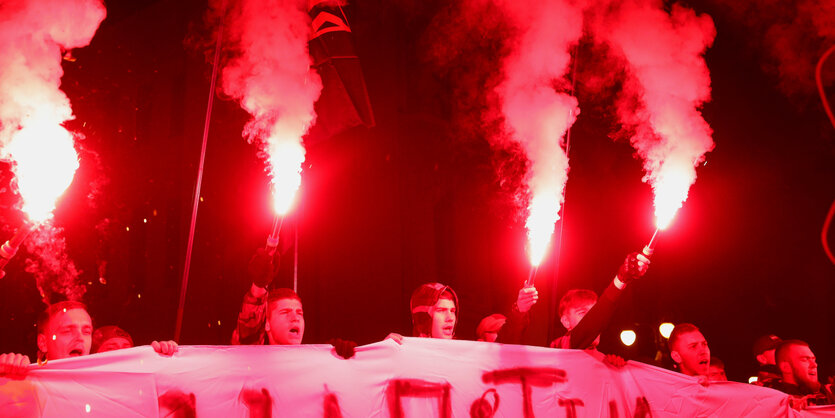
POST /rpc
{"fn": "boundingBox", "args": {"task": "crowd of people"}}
[1,248,832,411]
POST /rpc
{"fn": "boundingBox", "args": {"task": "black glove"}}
[616,252,650,285]
[328,338,357,359]
[248,248,277,289]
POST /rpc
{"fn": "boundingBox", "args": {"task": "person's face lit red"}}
[430,298,456,339]
[761,348,776,365]
[784,345,820,392]
[96,337,133,353]
[38,308,93,360]
[560,301,600,346]
[672,331,710,376]
[267,298,304,345]
[708,365,727,382]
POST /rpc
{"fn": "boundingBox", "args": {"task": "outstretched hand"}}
[617,252,651,285]
[151,340,178,356]
[248,248,278,289]
[385,333,404,345]
[516,287,539,313]
[603,354,626,368]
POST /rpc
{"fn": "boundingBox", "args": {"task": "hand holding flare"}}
[0,224,34,279]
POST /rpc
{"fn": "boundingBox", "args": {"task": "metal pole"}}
[174,9,225,343]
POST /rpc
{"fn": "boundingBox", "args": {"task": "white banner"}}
[1,338,833,417]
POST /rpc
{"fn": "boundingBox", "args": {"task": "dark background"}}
[1,0,833,384]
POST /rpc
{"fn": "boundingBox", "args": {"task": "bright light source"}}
[620,330,637,346]
[659,322,675,339]
[748,376,758,384]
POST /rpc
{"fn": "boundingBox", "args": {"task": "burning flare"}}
[213,0,322,216]
[0,0,105,298]
[0,0,104,223]
[4,120,80,223]
[429,0,716,264]
[590,1,716,230]
[493,0,583,267]
[267,136,306,215]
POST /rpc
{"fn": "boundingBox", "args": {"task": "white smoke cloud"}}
[0,0,105,147]
[590,0,716,228]
[0,0,105,302]
[427,0,716,255]
[211,0,322,214]
[492,0,583,265]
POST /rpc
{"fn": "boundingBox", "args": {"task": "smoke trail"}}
[492,0,584,265]
[590,0,716,229]
[0,0,105,222]
[708,0,835,97]
[24,222,84,304]
[211,0,322,214]
[0,0,105,302]
[423,0,585,265]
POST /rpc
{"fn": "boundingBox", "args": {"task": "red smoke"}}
[590,0,716,229]
[708,0,835,96]
[24,222,84,304]
[212,0,322,215]
[428,0,715,259]
[492,0,583,266]
[0,0,105,302]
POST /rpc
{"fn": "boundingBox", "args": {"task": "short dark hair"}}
[710,356,725,370]
[37,301,89,334]
[558,289,597,317]
[775,340,810,365]
[668,323,700,352]
[267,288,301,305]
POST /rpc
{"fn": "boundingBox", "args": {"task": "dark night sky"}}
[1,0,833,384]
